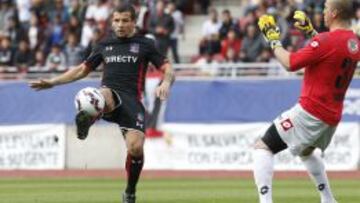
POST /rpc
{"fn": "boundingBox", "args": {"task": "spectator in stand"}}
[30,0,49,30]
[29,50,46,72]
[67,15,82,41]
[221,28,241,62]
[14,40,33,73]
[239,8,258,38]
[167,1,184,63]
[0,0,16,31]
[219,9,241,40]
[199,33,221,57]
[199,7,221,58]
[132,0,150,34]
[46,43,66,72]
[81,18,97,48]
[284,29,305,52]
[5,16,27,48]
[148,0,175,56]
[239,24,265,62]
[312,7,327,33]
[198,0,210,14]
[68,0,86,22]
[64,33,83,67]
[303,0,325,13]
[15,0,32,30]
[256,47,274,63]
[47,14,66,48]
[49,0,70,24]
[202,7,221,39]
[27,13,44,51]
[85,0,111,24]
[0,36,14,67]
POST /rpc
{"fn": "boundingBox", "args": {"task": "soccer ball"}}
[74,87,105,117]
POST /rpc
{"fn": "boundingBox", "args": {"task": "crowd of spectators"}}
[0,0,188,78]
[0,0,359,78]
[195,0,360,66]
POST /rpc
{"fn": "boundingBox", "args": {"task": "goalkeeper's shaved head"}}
[328,0,354,21]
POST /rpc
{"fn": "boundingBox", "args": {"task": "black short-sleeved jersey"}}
[84,34,167,100]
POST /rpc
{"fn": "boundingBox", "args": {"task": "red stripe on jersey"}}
[137,63,145,101]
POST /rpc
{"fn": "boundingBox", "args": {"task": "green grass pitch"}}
[0,178,359,203]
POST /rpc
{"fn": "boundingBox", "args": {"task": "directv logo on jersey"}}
[105,55,138,63]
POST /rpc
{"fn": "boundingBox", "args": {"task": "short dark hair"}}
[113,4,136,21]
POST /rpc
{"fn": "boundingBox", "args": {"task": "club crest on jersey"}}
[347,39,359,54]
[310,41,319,48]
[280,118,293,131]
[130,43,139,53]
[105,46,113,51]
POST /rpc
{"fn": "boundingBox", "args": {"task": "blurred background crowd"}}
[0,0,359,78]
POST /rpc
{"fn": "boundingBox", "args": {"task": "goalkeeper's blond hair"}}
[329,0,354,21]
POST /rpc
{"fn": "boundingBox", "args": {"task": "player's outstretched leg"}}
[300,149,337,203]
[123,129,145,203]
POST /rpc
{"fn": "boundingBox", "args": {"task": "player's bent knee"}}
[125,129,145,157]
[127,142,144,157]
[99,88,116,113]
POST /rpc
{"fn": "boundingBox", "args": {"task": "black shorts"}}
[102,90,146,132]
[261,124,288,154]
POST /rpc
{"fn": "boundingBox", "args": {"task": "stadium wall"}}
[0,79,359,170]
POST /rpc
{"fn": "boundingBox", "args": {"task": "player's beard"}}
[113,28,125,37]
[113,27,135,38]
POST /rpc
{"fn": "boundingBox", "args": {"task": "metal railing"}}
[0,62,359,80]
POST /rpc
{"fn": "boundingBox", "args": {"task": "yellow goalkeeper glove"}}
[293,10,318,37]
[258,15,282,49]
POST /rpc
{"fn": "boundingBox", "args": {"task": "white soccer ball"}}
[74,87,105,117]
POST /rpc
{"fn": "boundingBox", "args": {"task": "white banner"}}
[144,123,360,170]
[0,124,66,169]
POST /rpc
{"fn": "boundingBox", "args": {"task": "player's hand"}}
[258,15,282,49]
[156,81,171,100]
[29,79,54,91]
[293,10,317,37]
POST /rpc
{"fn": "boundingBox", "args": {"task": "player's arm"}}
[293,11,318,38]
[29,63,91,91]
[258,15,291,70]
[156,62,175,100]
[273,47,291,70]
[146,38,175,100]
[30,44,103,91]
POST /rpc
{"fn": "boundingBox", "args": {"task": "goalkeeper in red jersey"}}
[253,0,360,203]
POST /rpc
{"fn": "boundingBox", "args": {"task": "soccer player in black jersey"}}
[29,4,174,203]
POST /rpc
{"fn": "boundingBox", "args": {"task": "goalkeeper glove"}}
[258,15,282,50]
[293,10,318,37]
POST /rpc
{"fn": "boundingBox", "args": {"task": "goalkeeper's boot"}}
[122,192,136,203]
[75,111,95,140]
